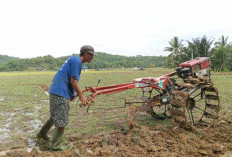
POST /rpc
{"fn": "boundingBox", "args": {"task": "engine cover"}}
[177,57,210,78]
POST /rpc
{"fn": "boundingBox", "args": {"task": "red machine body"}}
[83,57,210,100]
[133,76,169,90]
[179,57,210,70]
[83,77,169,98]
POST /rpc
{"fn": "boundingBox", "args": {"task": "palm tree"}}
[187,35,214,57]
[211,36,232,71]
[188,38,201,57]
[200,35,214,56]
[214,35,231,48]
[186,41,198,59]
[164,37,184,60]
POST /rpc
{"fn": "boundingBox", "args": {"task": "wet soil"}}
[39,84,49,92]
[1,118,232,157]
[1,83,231,156]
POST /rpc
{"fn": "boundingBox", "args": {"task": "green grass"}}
[0,71,56,76]
[0,68,144,76]
[0,69,231,144]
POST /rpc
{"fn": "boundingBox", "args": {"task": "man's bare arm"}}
[70,76,87,105]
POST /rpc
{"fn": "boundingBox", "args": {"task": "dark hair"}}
[80,45,94,56]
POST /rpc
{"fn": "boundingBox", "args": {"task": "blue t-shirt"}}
[49,56,82,99]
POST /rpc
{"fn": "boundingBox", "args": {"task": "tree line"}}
[0,53,166,71]
[164,35,232,71]
[0,55,19,65]
[0,35,231,72]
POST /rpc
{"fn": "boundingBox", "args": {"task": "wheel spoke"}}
[193,106,205,112]
[192,92,202,99]
[187,108,194,125]
[194,98,205,102]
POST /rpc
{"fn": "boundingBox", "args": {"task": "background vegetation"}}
[0,35,231,72]
[0,53,166,72]
[164,35,232,71]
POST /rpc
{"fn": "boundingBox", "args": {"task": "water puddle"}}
[0,113,14,143]
[0,123,11,143]
[35,106,41,110]
[0,130,10,142]
[0,112,15,116]
[27,106,42,132]
[0,105,43,153]
[41,100,49,103]
[25,113,33,116]
[27,137,36,153]
[26,105,43,152]
[28,119,42,131]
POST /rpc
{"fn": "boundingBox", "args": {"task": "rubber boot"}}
[51,128,73,151]
[37,118,54,140]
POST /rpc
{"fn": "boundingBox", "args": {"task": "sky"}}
[0,0,231,58]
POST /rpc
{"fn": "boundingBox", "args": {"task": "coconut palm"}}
[164,37,184,61]
[211,36,232,71]
[187,35,214,57]
[186,41,198,59]
[214,35,231,48]
[200,35,214,56]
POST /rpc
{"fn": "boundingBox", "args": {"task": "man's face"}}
[84,53,94,63]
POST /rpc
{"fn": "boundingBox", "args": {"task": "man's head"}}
[80,45,95,63]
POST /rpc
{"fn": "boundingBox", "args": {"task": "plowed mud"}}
[39,84,49,92]
[1,118,232,157]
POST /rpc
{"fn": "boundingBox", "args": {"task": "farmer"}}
[37,45,95,151]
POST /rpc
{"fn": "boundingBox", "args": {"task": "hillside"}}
[0,53,167,72]
[0,55,20,65]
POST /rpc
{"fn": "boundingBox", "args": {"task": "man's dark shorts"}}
[49,93,70,127]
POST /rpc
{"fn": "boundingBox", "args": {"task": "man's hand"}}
[80,95,88,106]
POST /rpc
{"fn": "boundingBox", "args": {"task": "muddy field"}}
[1,118,232,157]
[0,70,232,157]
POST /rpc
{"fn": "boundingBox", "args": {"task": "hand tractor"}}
[81,57,220,130]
